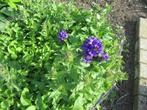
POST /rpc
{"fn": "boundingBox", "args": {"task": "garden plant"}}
[0,0,20,9]
[0,0,126,109]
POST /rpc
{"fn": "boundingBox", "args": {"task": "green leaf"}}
[73,95,84,110]
[7,47,17,59]
[26,105,36,110]
[8,1,17,9]
[35,95,47,110]
[20,88,31,106]
[80,62,90,68]
[0,15,9,31]
[16,47,22,52]
[11,0,21,2]
[0,101,9,110]
[0,21,9,31]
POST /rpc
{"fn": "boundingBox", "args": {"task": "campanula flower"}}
[82,36,104,63]
[58,30,68,41]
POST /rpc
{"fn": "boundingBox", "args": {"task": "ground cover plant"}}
[0,0,126,109]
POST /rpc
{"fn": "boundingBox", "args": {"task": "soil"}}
[109,0,147,110]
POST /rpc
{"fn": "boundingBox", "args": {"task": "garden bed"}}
[0,0,147,110]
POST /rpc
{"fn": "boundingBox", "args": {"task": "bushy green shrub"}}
[0,0,126,109]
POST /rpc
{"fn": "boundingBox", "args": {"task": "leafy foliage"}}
[0,0,126,109]
[0,0,21,9]
[0,0,20,32]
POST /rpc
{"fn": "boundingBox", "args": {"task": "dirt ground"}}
[109,0,147,110]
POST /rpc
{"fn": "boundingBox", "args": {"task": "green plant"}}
[0,0,21,32]
[0,0,126,109]
[0,0,21,9]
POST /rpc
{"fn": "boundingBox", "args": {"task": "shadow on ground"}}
[109,0,147,110]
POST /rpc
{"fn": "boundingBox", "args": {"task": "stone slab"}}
[140,64,147,79]
[135,39,139,65]
[135,63,147,79]
[135,39,147,64]
[140,49,147,64]
[139,18,147,39]
[133,95,147,110]
[140,38,147,50]
[134,78,147,96]
[134,18,147,110]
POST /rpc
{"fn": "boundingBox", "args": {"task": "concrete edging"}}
[133,18,147,110]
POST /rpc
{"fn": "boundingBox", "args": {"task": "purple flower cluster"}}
[82,37,109,63]
[57,30,109,63]
[58,30,68,41]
